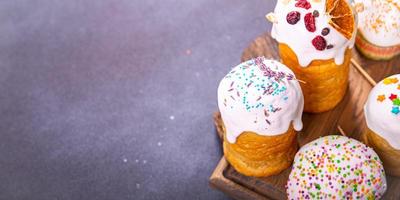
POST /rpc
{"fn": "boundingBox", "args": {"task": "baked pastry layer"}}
[279,43,351,113]
[223,124,298,177]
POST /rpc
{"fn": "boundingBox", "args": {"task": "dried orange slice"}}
[326,0,355,40]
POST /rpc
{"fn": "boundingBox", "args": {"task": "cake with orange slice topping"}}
[354,0,400,60]
[267,0,357,113]
[363,74,400,176]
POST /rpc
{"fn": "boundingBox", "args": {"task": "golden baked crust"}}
[362,127,400,177]
[279,43,351,113]
[223,123,298,177]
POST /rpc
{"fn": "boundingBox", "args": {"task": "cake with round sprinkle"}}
[218,57,304,177]
[287,135,387,199]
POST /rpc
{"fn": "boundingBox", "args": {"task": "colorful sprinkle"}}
[392,107,400,115]
[389,94,398,101]
[221,57,300,128]
[383,77,398,85]
[393,98,400,106]
[377,95,386,102]
[374,76,400,117]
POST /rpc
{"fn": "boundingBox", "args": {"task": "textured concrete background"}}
[0,0,275,199]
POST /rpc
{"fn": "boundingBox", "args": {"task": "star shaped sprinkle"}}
[383,78,398,85]
[383,78,392,85]
[377,95,386,102]
[392,106,400,115]
[393,98,400,106]
[389,94,398,101]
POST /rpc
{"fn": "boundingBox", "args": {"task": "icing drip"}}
[364,74,400,149]
[217,57,304,143]
[287,135,387,199]
[355,0,400,47]
[271,0,357,67]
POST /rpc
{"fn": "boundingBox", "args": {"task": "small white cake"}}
[287,135,387,199]
[217,57,304,143]
[364,74,400,149]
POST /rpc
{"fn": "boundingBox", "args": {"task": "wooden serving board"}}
[209,33,400,200]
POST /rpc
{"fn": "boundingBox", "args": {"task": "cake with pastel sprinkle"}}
[218,57,304,177]
[363,74,400,176]
[287,135,387,199]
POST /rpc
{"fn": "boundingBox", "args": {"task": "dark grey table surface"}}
[0,1,275,199]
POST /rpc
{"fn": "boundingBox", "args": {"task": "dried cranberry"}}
[321,28,330,36]
[312,36,327,51]
[295,0,311,10]
[304,13,316,32]
[286,11,301,25]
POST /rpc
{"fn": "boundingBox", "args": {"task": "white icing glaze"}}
[355,0,400,47]
[364,74,400,149]
[287,135,387,199]
[271,0,357,67]
[217,57,304,143]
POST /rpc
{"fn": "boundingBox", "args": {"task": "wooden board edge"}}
[209,157,270,200]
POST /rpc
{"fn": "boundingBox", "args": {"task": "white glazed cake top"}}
[287,135,387,199]
[355,0,400,47]
[271,0,356,67]
[364,74,400,149]
[217,57,304,143]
